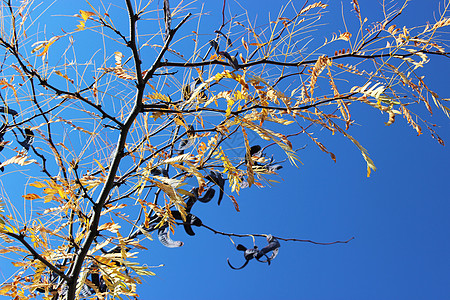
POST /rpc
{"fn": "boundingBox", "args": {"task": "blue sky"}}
[0,0,449,299]
[138,1,450,299]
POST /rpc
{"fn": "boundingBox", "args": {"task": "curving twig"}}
[200,223,355,246]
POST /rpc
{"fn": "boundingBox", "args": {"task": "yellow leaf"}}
[155,153,194,167]
[242,37,249,51]
[55,70,74,84]
[55,70,65,78]
[35,36,60,57]
[76,21,86,31]
[56,186,67,200]
[30,181,46,188]
[0,284,13,295]
[149,179,186,221]
[0,79,18,101]
[367,165,372,177]
[12,261,28,267]
[22,193,41,200]
[175,162,206,195]
[94,158,106,174]
[80,10,95,21]
[76,11,95,31]
[341,131,376,177]
[299,1,328,14]
[177,188,195,197]
[338,32,352,41]
[138,226,154,241]
[144,92,171,103]
[11,261,28,267]
[44,195,54,203]
[98,222,121,233]
[385,111,396,126]
[0,246,27,254]
[0,155,37,168]
[174,117,188,130]
[249,42,266,47]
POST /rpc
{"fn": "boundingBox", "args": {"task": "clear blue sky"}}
[0,1,449,300]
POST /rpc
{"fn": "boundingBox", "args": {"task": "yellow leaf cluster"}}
[173,162,206,194]
[401,106,422,136]
[432,17,450,30]
[76,10,96,31]
[0,155,37,169]
[0,223,18,235]
[94,255,140,297]
[101,52,137,80]
[299,1,328,15]
[309,55,332,97]
[144,92,171,103]
[98,222,121,233]
[22,193,41,200]
[149,179,187,221]
[77,175,104,190]
[31,36,60,57]
[29,180,69,203]
[216,149,241,193]
[338,32,352,41]
[0,79,18,102]
[351,81,386,100]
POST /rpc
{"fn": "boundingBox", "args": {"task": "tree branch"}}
[4,231,70,282]
[160,50,450,69]
[200,223,355,245]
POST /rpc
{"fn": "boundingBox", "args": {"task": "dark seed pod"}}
[18,128,34,152]
[209,40,220,53]
[206,170,225,205]
[158,224,183,248]
[0,106,18,116]
[197,187,215,203]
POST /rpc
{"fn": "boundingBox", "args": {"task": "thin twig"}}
[200,223,355,245]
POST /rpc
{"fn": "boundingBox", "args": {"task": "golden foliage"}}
[101,52,137,80]
[309,55,332,97]
[0,0,448,298]
[0,155,36,169]
[300,2,328,15]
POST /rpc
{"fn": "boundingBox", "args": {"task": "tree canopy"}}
[0,0,449,299]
